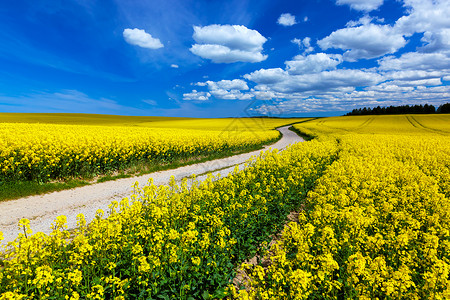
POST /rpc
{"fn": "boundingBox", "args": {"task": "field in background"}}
[293,114,450,136]
[1,114,449,299]
[0,113,307,130]
[0,113,308,200]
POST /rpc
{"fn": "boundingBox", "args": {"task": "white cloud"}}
[291,38,302,47]
[245,68,382,93]
[303,16,309,22]
[394,0,450,52]
[336,0,384,12]
[367,83,414,93]
[395,0,450,36]
[183,90,211,101]
[190,44,267,63]
[142,99,157,105]
[277,13,297,26]
[251,90,277,100]
[378,52,450,71]
[389,78,443,86]
[346,15,384,27]
[285,53,343,74]
[303,37,312,48]
[419,29,450,53]
[190,25,267,63]
[205,79,249,91]
[318,23,406,61]
[170,64,179,68]
[243,68,286,84]
[382,70,444,81]
[444,75,450,81]
[191,79,252,100]
[209,89,253,100]
[123,28,163,49]
[291,37,314,53]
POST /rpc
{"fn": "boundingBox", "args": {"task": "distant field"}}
[0,113,190,126]
[0,114,308,197]
[293,114,450,136]
[0,113,307,131]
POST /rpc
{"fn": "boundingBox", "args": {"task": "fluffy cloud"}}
[388,78,443,86]
[285,53,343,74]
[194,79,252,100]
[204,79,249,91]
[336,0,384,12]
[395,0,450,36]
[378,52,450,71]
[243,68,286,84]
[170,64,179,68]
[277,13,297,26]
[190,25,267,63]
[367,83,415,93]
[245,68,382,93]
[346,15,384,27]
[420,29,450,53]
[383,70,445,81]
[209,89,253,100]
[183,90,210,101]
[394,0,450,53]
[291,37,314,53]
[123,28,164,49]
[251,90,277,100]
[318,23,406,61]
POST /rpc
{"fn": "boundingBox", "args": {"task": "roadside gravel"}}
[0,126,304,245]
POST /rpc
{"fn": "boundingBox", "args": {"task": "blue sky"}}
[0,0,449,117]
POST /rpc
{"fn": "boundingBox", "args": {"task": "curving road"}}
[0,126,304,245]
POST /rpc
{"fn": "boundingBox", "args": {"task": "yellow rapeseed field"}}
[237,114,450,299]
[1,114,449,299]
[0,113,306,182]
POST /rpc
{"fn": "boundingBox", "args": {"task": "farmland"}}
[1,114,450,299]
[0,113,307,200]
[238,115,450,299]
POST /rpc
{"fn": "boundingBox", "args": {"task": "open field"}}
[0,114,308,200]
[1,114,449,299]
[0,126,304,246]
[237,115,450,299]
[292,114,450,136]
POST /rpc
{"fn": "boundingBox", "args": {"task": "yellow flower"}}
[191,256,201,266]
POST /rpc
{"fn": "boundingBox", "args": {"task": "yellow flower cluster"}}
[0,136,336,298]
[0,121,281,182]
[236,115,450,299]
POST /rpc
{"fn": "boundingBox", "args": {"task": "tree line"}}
[345,103,450,116]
